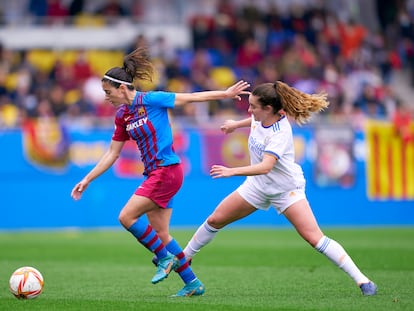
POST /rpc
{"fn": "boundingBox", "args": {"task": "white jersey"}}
[246,115,305,194]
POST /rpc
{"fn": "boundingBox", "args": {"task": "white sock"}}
[315,236,370,285]
[183,221,219,259]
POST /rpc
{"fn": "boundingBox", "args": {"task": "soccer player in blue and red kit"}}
[71,47,250,297]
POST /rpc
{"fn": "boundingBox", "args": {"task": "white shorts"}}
[236,178,307,214]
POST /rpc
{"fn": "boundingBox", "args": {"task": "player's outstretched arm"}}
[174,80,250,106]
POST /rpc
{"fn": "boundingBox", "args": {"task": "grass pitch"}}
[0,227,413,311]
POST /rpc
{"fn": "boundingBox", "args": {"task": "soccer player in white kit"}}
[183,81,377,296]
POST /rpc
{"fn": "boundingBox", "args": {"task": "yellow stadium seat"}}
[0,103,19,127]
[27,50,57,73]
[210,66,236,88]
[64,89,81,105]
[166,78,186,93]
[86,50,124,76]
[73,14,106,27]
[4,72,18,91]
[57,50,78,66]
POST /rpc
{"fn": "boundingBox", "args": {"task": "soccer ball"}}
[9,266,44,299]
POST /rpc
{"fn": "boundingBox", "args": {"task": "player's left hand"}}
[225,80,251,101]
[220,120,237,134]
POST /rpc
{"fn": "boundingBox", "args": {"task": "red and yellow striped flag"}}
[366,120,414,200]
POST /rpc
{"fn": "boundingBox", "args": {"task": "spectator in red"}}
[50,59,77,91]
[292,34,317,68]
[393,100,413,144]
[235,37,263,69]
[322,14,343,58]
[46,0,68,24]
[72,50,94,85]
[95,0,128,17]
[339,18,367,60]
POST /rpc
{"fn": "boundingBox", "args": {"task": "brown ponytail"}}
[275,81,329,125]
[123,47,154,82]
[103,47,154,88]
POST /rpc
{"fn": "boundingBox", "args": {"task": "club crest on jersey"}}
[126,117,148,131]
[138,107,146,117]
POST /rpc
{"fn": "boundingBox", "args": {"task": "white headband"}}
[103,75,132,86]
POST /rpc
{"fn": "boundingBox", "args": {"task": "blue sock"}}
[166,238,196,284]
[128,218,168,259]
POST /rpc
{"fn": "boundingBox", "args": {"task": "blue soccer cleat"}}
[359,281,377,296]
[172,278,205,297]
[151,253,175,284]
[151,255,158,267]
[152,255,192,268]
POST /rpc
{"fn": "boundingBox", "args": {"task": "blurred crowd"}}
[0,0,413,132]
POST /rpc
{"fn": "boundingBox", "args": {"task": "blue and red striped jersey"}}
[112,91,180,175]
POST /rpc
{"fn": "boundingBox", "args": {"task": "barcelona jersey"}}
[112,91,180,175]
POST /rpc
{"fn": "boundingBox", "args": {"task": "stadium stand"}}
[0,0,412,128]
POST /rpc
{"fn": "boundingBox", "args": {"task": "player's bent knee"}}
[118,211,132,229]
[207,215,226,229]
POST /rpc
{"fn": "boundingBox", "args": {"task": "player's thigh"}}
[282,199,323,246]
[119,194,158,228]
[208,191,256,228]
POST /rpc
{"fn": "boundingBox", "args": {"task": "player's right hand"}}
[71,182,88,200]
